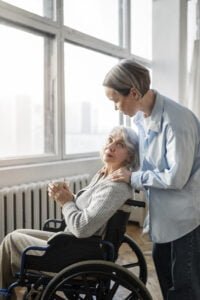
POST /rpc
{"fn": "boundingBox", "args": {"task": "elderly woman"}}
[0,125,139,295]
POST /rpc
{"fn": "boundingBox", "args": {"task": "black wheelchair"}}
[0,199,152,299]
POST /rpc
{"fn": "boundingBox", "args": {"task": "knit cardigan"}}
[62,173,133,238]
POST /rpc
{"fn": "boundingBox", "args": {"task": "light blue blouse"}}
[131,91,200,243]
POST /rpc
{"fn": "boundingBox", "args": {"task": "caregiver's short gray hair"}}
[103,58,150,97]
[109,126,139,171]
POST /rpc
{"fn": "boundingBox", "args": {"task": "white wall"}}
[152,0,188,102]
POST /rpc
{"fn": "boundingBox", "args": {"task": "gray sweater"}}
[62,173,133,238]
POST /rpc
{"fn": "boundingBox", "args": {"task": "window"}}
[131,0,152,59]
[0,24,54,159]
[64,43,118,155]
[64,0,119,45]
[0,0,152,166]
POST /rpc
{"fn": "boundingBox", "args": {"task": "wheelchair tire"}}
[118,234,148,284]
[41,260,152,300]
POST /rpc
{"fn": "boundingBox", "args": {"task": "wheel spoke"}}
[124,291,139,300]
[105,281,119,299]
[123,262,139,268]
[81,274,93,300]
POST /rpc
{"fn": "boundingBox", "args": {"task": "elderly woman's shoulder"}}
[107,178,133,192]
[92,172,132,193]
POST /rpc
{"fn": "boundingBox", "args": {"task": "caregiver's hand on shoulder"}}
[109,167,132,184]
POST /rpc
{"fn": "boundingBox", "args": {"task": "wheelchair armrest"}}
[20,245,49,276]
[125,199,146,208]
[43,218,66,232]
[47,232,101,247]
[47,232,73,245]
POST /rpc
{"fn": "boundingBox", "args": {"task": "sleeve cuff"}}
[130,171,143,189]
[62,200,75,211]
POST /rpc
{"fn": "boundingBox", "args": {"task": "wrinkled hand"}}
[48,181,74,207]
[109,167,132,184]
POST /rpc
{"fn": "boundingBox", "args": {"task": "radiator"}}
[0,174,90,242]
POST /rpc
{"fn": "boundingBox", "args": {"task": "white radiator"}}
[0,174,90,242]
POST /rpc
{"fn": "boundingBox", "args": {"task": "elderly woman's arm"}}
[61,181,132,238]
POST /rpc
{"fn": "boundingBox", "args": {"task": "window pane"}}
[2,0,53,18]
[131,0,152,59]
[64,43,119,155]
[0,25,47,158]
[64,0,119,45]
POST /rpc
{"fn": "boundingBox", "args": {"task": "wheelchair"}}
[0,199,152,300]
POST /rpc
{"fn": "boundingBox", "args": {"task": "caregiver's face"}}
[105,87,139,117]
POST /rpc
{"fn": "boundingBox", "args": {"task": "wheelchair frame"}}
[0,199,152,300]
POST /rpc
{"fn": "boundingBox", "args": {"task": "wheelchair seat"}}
[0,199,151,299]
[24,207,131,273]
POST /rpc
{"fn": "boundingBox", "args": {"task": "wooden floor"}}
[121,222,163,300]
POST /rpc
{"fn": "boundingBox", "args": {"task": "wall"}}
[152,0,187,102]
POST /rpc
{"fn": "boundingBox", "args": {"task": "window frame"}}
[0,0,152,167]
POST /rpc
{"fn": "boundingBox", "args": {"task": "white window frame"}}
[0,0,152,167]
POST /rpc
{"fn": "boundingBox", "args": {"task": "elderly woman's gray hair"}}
[109,126,139,171]
[103,58,150,97]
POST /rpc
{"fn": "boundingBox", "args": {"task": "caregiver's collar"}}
[134,91,164,133]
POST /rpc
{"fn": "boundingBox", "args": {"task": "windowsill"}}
[0,156,102,188]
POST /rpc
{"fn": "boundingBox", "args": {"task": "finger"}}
[63,182,70,190]
[48,191,54,198]
[54,192,60,199]
[48,186,53,192]
[63,179,69,186]
[111,175,126,182]
[111,177,122,182]
[63,182,67,188]
[110,175,120,180]
[48,182,56,188]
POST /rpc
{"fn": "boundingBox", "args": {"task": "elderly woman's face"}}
[102,132,130,169]
[105,87,139,117]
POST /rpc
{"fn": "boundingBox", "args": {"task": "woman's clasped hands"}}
[48,181,74,207]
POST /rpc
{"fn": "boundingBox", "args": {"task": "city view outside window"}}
[0,25,46,158]
[64,43,119,155]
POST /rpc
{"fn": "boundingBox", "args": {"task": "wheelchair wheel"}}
[41,260,152,300]
[117,234,148,284]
